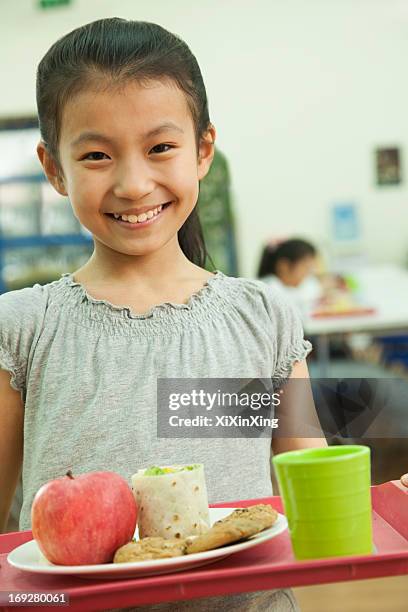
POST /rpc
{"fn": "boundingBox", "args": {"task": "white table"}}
[302,264,408,376]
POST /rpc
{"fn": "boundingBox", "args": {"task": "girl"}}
[258,238,318,289]
[258,238,322,316]
[1,18,326,611]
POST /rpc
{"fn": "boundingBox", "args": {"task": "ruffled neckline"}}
[60,270,224,320]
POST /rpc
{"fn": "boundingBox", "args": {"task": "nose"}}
[113,158,155,201]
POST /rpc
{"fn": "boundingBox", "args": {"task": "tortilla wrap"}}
[131,464,210,539]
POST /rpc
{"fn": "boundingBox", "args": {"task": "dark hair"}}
[257,238,317,278]
[36,18,213,268]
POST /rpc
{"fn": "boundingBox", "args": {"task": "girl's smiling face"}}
[38,79,215,260]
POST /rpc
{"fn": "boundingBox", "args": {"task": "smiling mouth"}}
[105,202,173,224]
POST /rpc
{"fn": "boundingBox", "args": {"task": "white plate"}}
[7,508,287,580]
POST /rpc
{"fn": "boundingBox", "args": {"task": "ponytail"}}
[178,207,212,268]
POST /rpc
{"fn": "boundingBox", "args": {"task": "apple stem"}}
[66,470,74,479]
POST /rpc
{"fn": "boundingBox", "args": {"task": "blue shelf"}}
[0,233,93,294]
[0,233,93,249]
[0,174,46,185]
[0,162,93,294]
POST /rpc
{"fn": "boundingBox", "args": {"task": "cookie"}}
[113,536,187,562]
[217,504,278,530]
[185,517,260,554]
[185,504,278,555]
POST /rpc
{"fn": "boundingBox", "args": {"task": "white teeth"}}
[112,203,169,223]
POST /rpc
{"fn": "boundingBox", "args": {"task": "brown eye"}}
[83,152,109,161]
[150,143,173,154]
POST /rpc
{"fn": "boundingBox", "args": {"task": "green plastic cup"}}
[272,445,373,560]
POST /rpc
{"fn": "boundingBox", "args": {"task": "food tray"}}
[1,481,407,611]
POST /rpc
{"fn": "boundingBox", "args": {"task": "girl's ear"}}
[197,124,216,181]
[37,141,68,196]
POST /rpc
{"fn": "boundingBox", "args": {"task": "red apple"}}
[31,470,138,565]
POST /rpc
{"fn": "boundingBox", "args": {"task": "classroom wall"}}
[2,0,408,277]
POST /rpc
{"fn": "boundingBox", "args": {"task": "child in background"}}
[258,238,323,315]
[0,19,328,611]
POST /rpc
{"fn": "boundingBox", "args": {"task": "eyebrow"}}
[71,122,184,148]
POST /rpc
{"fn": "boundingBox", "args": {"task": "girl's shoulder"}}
[0,281,50,313]
[0,281,53,395]
[218,272,299,321]
[221,273,312,381]
[0,276,61,331]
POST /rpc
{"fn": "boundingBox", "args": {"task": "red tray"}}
[1,481,408,611]
[311,306,376,318]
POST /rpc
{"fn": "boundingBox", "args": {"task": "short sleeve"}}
[0,284,48,398]
[261,284,312,388]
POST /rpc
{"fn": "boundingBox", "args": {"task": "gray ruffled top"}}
[0,270,310,611]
